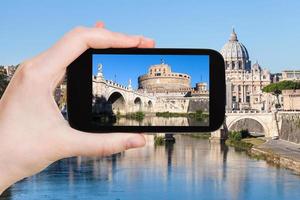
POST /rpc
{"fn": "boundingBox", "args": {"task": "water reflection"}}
[115,116,209,126]
[2,135,300,200]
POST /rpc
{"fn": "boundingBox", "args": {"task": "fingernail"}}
[126,135,146,149]
[143,37,156,47]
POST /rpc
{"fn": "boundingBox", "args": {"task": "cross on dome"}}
[229,27,238,41]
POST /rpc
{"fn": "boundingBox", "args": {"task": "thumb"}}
[62,129,146,157]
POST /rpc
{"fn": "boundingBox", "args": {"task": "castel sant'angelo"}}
[138,60,207,95]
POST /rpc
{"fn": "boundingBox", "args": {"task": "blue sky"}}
[92,54,209,89]
[1,0,300,72]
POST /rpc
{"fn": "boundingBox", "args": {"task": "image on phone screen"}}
[92,54,209,127]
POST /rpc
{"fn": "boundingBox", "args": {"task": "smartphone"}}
[67,48,225,133]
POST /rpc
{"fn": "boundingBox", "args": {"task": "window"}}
[232,96,237,102]
[246,96,250,103]
[238,62,242,69]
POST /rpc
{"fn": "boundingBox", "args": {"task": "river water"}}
[2,135,300,200]
[114,116,209,126]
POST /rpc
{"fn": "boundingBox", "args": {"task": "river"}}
[1,135,300,200]
[114,116,209,126]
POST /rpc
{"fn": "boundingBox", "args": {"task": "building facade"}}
[281,70,300,81]
[221,29,272,111]
[282,89,300,111]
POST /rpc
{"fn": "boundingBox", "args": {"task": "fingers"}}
[93,21,154,48]
[94,21,154,48]
[63,129,146,157]
[31,26,155,78]
[138,37,156,48]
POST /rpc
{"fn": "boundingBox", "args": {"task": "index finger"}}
[23,26,155,78]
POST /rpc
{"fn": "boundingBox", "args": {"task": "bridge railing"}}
[105,80,129,90]
[226,109,272,114]
[102,80,157,99]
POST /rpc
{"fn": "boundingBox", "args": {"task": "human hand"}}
[0,22,155,194]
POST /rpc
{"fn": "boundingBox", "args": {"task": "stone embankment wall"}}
[279,113,300,143]
[251,147,300,173]
[187,99,209,113]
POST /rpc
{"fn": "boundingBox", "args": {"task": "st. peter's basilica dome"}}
[220,29,251,71]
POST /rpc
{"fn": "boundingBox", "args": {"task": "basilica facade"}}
[221,29,273,111]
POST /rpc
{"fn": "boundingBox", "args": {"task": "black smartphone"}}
[67,48,225,133]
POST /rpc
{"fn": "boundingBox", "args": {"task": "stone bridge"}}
[93,75,209,116]
[212,110,282,139]
[93,77,156,114]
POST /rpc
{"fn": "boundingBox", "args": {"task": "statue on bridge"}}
[97,63,104,78]
[128,79,132,90]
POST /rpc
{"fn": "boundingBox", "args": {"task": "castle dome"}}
[220,29,251,71]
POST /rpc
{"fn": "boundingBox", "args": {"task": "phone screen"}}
[92,54,209,127]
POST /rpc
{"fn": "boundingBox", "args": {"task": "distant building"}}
[0,65,17,80]
[221,29,271,111]
[271,73,282,83]
[282,89,300,111]
[281,70,300,81]
[54,76,67,108]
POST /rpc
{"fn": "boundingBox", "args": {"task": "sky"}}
[0,0,300,73]
[92,54,209,89]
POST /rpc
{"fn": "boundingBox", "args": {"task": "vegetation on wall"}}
[156,110,208,121]
[124,111,145,121]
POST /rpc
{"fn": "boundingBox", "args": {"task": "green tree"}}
[0,72,9,98]
[262,80,300,108]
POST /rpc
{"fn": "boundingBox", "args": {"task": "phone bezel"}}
[67,48,225,133]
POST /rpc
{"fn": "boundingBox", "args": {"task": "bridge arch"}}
[227,116,269,136]
[107,91,126,114]
[134,97,142,111]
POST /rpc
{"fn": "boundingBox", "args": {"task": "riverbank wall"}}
[250,141,300,173]
[279,112,300,143]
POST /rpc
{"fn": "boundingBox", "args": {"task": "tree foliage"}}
[262,80,300,95]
